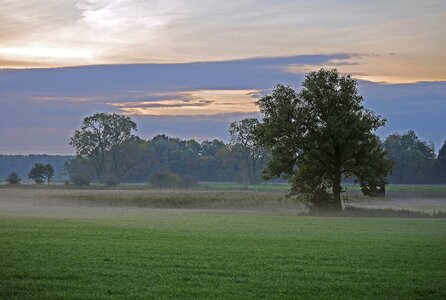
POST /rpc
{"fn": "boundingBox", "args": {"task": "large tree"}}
[255,69,392,210]
[69,113,138,181]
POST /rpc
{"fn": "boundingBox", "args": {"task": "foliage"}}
[64,132,266,185]
[45,164,54,184]
[435,140,446,183]
[148,172,199,189]
[63,157,97,182]
[104,176,119,186]
[255,69,392,210]
[28,163,54,185]
[384,130,436,183]
[5,172,21,185]
[150,171,183,188]
[69,112,140,181]
[179,175,199,188]
[70,174,91,186]
[229,118,269,184]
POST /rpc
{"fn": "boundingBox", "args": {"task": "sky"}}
[0,1,445,154]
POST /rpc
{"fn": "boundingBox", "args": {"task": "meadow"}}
[0,185,445,298]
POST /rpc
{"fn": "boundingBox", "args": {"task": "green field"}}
[1,209,445,299]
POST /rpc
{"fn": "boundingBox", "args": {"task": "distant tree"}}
[28,163,45,184]
[69,113,139,181]
[28,163,54,184]
[63,157,97,182]
[255,69,392,211]
[435,140,446,183]
[200,139,225,158]
[384,131,436,183]
[45,164,54,185]
[70,174,91,186]
[186,139,201,157]
[6,172,21,185]
[229,118,269,184]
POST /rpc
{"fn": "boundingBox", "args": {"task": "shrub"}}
[6,172,21,185]
[104,176,119,186]
[70,174,91,186]
[180,175,198,188]
[150,172,182,188]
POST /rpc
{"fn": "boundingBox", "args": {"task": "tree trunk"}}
[332,148,343,211]
[332,178,343,211]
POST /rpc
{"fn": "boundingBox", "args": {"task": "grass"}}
[0,210,445,299]
[53,189,293,211]
[200,182,290,192]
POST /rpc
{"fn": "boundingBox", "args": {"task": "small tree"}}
[28,163,54,185]
[28,163,45,184]
[45,164,54,185]
[6,172,21,185]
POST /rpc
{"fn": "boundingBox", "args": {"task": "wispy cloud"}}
[110,89,260,116]
[1,1,445,82]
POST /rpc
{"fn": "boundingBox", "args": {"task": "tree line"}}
[65,114,268,185]
[3,127,443,187]
[3,127,444,187]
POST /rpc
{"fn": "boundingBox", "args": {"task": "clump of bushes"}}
[150,172,198,189]
[180,175,198,188]
[103,176,119,186]
[6,172,21,185]
[70,174,91,186]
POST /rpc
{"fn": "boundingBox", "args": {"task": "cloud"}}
[1,1,445,83]
[115,89,259,116]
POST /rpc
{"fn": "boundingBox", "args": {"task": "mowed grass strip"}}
[0,211,445,299]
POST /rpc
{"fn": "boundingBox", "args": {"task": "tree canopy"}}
[255,69,392,210]
[229,118,269,184]
[28,163,54,185]
[6,172,21,185]
[69,112,139,182]
[384,130,436,183]
[435,140,446,183]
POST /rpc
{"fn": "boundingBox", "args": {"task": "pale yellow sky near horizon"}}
[1,0,445,83]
